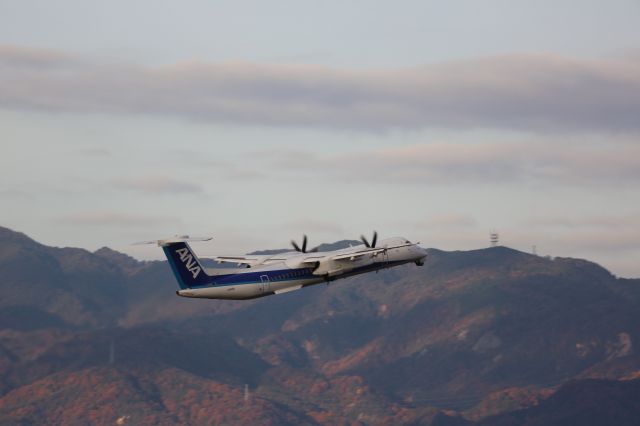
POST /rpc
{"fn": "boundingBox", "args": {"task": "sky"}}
[1,0,639,277]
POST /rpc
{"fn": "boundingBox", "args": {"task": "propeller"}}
[291,235,319,253]
[360,231,378,248]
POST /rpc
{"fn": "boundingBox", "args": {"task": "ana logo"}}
[175,248,201,279]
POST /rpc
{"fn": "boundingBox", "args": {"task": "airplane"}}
[138,232,427,300]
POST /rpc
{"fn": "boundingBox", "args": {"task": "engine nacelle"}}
[312,255,376,277]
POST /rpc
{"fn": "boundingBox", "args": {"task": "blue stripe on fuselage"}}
[216,267,316,286]
[185,260,406,289]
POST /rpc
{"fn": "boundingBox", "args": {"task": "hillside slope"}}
[0,226,639,424]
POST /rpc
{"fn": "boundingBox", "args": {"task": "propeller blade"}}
[371,231,378,248]
[291,235,310,253]
[360,235,371,248]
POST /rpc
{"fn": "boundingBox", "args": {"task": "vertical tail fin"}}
[162,241,212,289]
[134,236,213,289]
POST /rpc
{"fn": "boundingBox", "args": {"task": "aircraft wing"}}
[331,247,386,261]
[206,255,286,266]
[211,256,261,265]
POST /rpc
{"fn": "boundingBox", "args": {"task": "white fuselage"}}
[176,237,427,300]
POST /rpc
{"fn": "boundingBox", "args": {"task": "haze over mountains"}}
[0,225,639,425]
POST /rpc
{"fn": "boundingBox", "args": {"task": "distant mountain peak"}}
[249,239,369,255]
[0,225,41,247]
[94,246,141,269]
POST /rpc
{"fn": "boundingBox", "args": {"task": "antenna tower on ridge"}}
[490,231,499,247]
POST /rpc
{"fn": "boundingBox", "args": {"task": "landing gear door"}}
[260,275,271,293]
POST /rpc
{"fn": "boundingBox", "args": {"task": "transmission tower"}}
[490,231,499,247]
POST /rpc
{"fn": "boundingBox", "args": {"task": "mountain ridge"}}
[0,225,639,425]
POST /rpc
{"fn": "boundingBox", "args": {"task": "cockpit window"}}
[405,240,411,244]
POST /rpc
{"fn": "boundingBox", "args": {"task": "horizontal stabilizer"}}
[133,235,212,247]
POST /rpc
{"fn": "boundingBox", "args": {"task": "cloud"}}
[524,213,640,230]
[112,176,203,194]
[263,140,640,186]
[73,148,111,157]
[421,213,479,230]
[0,189,34,201]
[280,219,345,235]
[59,211,179,227]
[1,44,639,132]
[0,44,73,68]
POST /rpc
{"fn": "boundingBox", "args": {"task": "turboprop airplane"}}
[138,232,427,300]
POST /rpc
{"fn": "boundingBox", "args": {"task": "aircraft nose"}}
[413,246,427,266]
[413,245,428,259]
[418,246,428,259]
